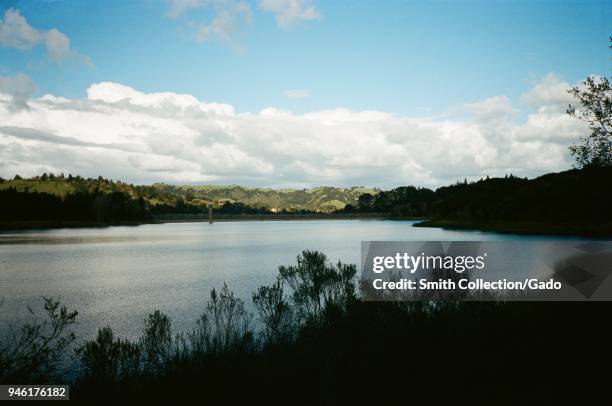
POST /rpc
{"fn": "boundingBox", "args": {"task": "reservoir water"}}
[0,220,569,341]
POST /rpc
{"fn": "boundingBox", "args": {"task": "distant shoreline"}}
[153,212,399,223]
[413,219,612,237]
[2,216,610,237]
[0,220,149,231]
[0,213,405,231]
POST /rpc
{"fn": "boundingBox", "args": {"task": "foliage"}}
[140,311,175,373]
[567,74,612,167]
[345,167,612,226]
[2,253,610,402]
[277,251,357,325]
[252,251,357,345]
[0,298,78,383]
[0,188,150,224]
[349,186,435,216]
[76,284,254,385]
[252,279,294,345]
[0,174,378,214]
[76,327,141,381]
[172,185,377,213]
[186,284,254,355]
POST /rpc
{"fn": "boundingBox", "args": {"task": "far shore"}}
[2,215,610,237]
[0,220,149,231]
[153,212,400,223]
[414,219,612,237]
[0,213,408,231]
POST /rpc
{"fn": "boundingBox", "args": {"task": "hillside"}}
[169,184,377,212]
[0,174,378,213]
[343,166,612,235]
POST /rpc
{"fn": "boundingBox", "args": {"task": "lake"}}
[0,220,566,341]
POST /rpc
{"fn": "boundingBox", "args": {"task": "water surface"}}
[0,220,565,340]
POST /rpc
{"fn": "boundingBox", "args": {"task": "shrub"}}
[77,327,141,381]
[187,284,254,355]
[253,279,294,345]
[277,250,357,325]
[0,297,77,383]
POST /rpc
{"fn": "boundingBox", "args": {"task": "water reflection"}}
[0,220,578,341]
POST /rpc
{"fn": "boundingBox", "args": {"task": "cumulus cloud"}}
[259,0,320,28]
[0,8,88,63]
[465,96,518,123]
[0,74,589,188]
[521,73,575,112]
[0,73,37,109]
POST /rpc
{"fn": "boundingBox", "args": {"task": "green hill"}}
[172,184,377,212]
[0,174,378,213]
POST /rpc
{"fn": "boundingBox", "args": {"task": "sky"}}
[0,0,610,188]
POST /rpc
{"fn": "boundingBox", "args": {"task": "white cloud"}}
[0,8,39,49]
[0,8,88,63]
[465,96,518,123]
[0,73,37,109]
[259,0,320,28]
[285,89,309,99]
[521,73,574,112]
[0,74,589,188]
[87,81,235,115]
[166,0,252,44]
[44,28,71,62]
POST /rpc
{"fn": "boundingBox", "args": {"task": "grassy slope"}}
[0,179,76,196]
[0,177,378,213]
[154,183,378,211]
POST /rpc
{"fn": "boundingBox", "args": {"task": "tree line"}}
[150,200,274,215]
[0,188,151,223]
[343,166,612,225]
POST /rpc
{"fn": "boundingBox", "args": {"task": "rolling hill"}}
[0,174,378,213]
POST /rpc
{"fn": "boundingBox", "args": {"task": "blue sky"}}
[1,0,609,115]
[0,0,610,187]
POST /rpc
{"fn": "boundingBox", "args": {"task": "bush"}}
[186,284,254,356]
[0,297,77,383]
[76,327,141,381]
[6,251,609,403]
[253,279,294,345]
[277,250,357,325]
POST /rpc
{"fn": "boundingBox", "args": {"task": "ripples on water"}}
[1,219,575,378]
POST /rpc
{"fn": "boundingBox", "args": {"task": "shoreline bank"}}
[2,216,610,238]
[413,219,612,237]
[0,213,405,231]
[154,213,397,223]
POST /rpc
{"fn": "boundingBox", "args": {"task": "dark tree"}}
[357,193,374,211]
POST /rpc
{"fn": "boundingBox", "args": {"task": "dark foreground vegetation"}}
[0,251,608,403]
